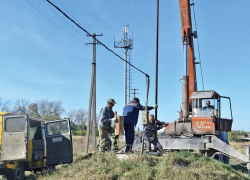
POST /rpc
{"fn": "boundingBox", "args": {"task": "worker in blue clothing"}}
[123,97,158,153]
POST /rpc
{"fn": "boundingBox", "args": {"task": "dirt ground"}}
[73,135,125,157]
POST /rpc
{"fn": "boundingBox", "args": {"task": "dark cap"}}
[133,97,140,103]
[107,98,116,104]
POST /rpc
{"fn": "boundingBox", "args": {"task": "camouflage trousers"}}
[98,127,119,152]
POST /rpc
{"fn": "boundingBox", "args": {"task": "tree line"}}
[0,98,99,135]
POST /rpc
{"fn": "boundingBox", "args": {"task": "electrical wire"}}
[45,0,149,77]
[25,0,85,44]
[42,0,90,42]
[55,0,84,28]
[191,0,204,90]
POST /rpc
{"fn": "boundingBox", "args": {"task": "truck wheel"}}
[6,163,25,180]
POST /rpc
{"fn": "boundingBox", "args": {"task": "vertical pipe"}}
[155,0,159,121]
[183,75,189,119]
[92,34,96,151]
[183,43,189,120]
[124,49,127,106]
[184,44,188,76]
[85,63,95,155]
[141,76,150,155]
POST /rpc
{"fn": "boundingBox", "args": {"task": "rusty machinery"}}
[164,0,233,137]
[117,0,250,176]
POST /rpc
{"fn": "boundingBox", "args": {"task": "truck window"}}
[29,120,43,139]
[193,99,218,118]
[47,120,69,136]
[5,117,26,132]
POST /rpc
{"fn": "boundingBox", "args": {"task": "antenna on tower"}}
[114,25,133,106]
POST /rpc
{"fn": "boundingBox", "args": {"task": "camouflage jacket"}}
[98,105,114,129]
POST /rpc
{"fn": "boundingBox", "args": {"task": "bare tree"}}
[37,99,50,115]
[0,98,11,112]
[28,103,38,114]
[67,109,76,123]
[13,99,29,114]
[37,99,64,117]
[28,103,40,118]
[53,100,65,116]
[67,108,87,125]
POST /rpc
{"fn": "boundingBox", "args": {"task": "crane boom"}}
[179,0,197,101]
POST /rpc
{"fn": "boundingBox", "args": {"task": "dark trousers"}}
[144,136,163,152]
[124,124,135,149]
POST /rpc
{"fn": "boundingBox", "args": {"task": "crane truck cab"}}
[190,90,233,135]
[165,91,233,136]
[0,112,73,180]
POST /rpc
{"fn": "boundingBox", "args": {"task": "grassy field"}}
[22,136,250,180]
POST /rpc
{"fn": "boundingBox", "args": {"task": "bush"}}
[72,130,86,136]
[228,130,248,142]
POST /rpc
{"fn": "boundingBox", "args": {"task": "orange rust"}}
[165,123,175,135]
[179,0,197,103]
[192,117,215,134]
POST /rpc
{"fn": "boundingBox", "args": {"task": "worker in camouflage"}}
[98,98,119,153]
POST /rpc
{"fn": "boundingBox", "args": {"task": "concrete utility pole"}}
[131,88,139,98]
[114,25,133,106]
[85,33,102,154]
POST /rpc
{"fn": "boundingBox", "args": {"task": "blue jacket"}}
[98,106,114,129]
[123,101,153,125]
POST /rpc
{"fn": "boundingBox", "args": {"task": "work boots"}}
[125,146,133,153]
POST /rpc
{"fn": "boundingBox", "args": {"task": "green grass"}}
[25,151,250,180]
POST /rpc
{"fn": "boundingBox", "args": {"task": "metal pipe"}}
[85,62,95,155]
[155,0,159,121]
[183,75,189,119]
[141,76,150,155]
[184,44,188,76]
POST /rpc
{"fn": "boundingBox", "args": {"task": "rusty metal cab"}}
[165,91,233,136]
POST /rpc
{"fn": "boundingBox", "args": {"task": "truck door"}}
[45,119,73,165]
[1,115,28,161]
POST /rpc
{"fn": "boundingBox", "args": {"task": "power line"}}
[45,0,149,77]
[55,0,84,28]
[42,0,90,42]
[191,0,204,90]
[25,0,86,44]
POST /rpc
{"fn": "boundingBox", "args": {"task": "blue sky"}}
[0,0,249,131]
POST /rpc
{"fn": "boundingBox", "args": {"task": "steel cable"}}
[42,0,91,42]
[45,0,149,77]
[25,0,86,44]
[191,0,204,90]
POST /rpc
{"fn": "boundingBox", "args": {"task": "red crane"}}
[165,0,233,136]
